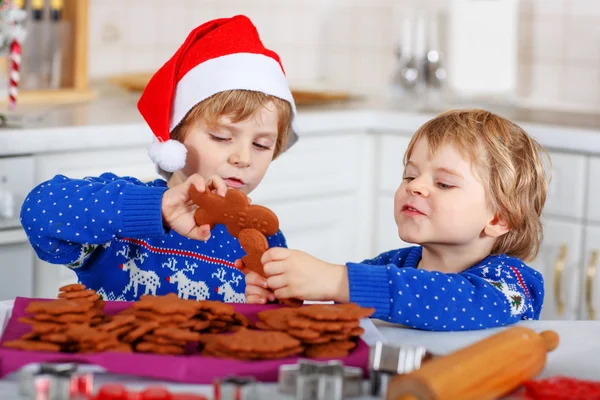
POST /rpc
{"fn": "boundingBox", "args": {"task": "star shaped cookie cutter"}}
[368,341,432,396]
[278,359,363,400]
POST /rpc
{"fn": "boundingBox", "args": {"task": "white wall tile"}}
[122,45,159,74]
[564,17,600,63]
[531,17,564,61]
[531,0,566,15]
[155,0,190,47]
[525,63,563,104]
[563,65,600,105]
[187,0,222,29]
[354,6,393,50]
[568,0,600,17]
[120,0,160,47]
[88,46,125,79]
[84,0,600,109]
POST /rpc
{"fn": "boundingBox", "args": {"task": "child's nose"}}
[228,146,251,167]
[406,178,429,197]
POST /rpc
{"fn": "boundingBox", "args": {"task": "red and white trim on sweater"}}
[120,238,235,268]
[508,265,531,299]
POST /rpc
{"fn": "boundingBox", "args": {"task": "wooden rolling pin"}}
[386,326,559,400]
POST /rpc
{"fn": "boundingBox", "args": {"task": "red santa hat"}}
[138,15,298,172]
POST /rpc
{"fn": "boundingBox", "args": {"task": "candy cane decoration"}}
[5,5,27,110]
[8,37,20,110]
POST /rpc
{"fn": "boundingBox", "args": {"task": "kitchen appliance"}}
[0,155,35,300]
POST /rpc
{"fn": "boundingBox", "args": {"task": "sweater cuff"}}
[347,262,392,319]
[119,185,168,238]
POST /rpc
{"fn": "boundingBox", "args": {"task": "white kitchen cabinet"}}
[373,196,412,257]
[34,146,160,183]
[372,133,412,257]
[580,224,600,321]
[529,217,583,320]
[586,157,600,224]
[377,134,411,194]
[264,195,360,265]
[543,151,587,221]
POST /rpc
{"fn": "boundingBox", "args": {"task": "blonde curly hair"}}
[404,109,550,261]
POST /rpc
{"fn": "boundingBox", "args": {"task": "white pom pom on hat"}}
[148,139,187,173]
[137,15,298,173]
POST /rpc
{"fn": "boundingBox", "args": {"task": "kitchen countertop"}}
[1,84,600,157]
[0,317,598,399]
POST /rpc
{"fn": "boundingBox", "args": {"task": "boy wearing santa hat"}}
[20,15,298,302]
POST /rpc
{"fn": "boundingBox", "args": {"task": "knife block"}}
[386,326,559,400]
[1,0,94,106]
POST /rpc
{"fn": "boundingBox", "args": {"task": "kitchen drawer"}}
[34,146,160,184]
[251,132,366,203]
[544,151,587,220]
[586,157,600,223]
[581,224,600,321]
[377,134,412,193]
[529,217,582,320]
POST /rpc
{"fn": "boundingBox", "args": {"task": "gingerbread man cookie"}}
[189,186,279,237]
[238,229,303,308]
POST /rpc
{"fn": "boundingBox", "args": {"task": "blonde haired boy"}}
[246,109,547,331]
[21,16,297,303]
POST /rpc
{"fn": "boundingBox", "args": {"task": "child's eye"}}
[209,134,230,142]
[403,176,415,182]
[253,142,272,151]
[437,182,454,189]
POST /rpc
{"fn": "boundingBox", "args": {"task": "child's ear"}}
[484,214,511,238]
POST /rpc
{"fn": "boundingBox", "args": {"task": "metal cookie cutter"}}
[279,359,363,400]
[368,341,431,397]
[213,375,260,400]
[18,362,93,399]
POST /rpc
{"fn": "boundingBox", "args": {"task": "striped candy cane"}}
[8,38,20,110]
[6,6,27,110]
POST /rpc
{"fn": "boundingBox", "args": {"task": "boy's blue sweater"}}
[348,246,544,331]
[20,173,287,302]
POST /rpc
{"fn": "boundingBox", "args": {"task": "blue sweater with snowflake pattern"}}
[20,173,287,302]
[347,246,544,331]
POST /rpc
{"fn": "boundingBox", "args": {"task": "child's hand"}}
[262,248,350,303]
[161,174,227,241]
[244,270,276,304]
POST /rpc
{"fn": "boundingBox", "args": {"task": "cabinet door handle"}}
[554,244,567,317]
[586,250,598,320]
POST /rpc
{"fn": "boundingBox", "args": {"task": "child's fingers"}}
[245,283,273,300]
[273,287,294,300]
[206,175,228,196]
[186,174,206,193]
[245,271,268,288]
[245,294,268,304]
[261,248,289,266]
[187,225,211,241]
[266,274,287,291]
[263,260,287,277]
